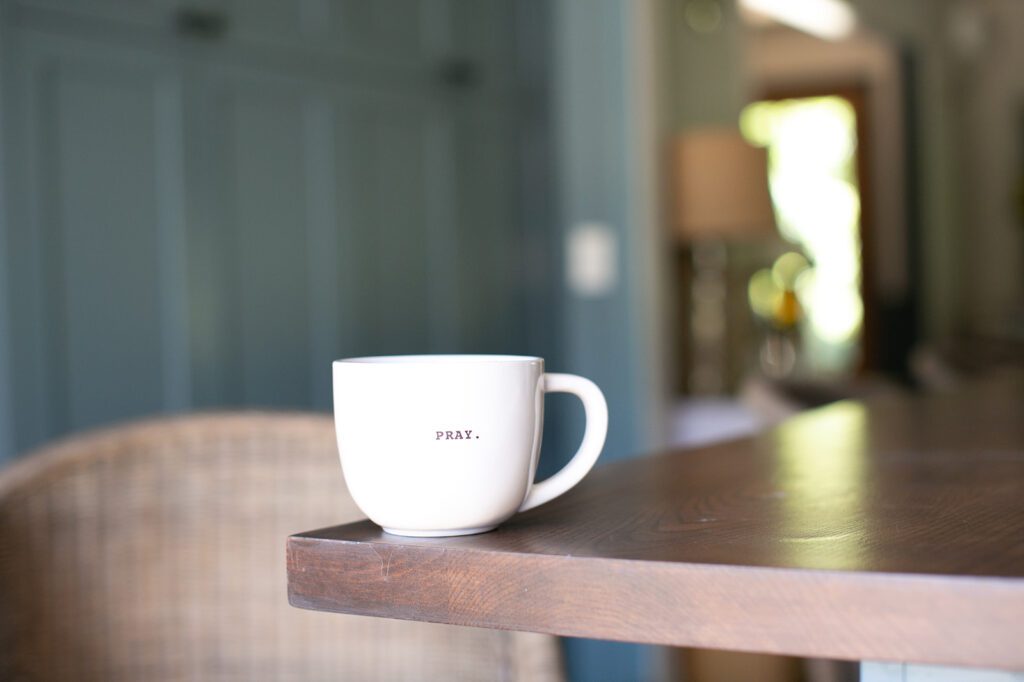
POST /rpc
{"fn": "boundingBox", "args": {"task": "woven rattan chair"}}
[0,412,563,681]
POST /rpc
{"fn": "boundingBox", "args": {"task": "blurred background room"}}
[0,0,1022,680]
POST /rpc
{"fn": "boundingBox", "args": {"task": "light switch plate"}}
[566,222,618,298]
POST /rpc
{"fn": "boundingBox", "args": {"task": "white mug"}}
[332,354,608,537]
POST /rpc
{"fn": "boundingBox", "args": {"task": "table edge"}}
[286,533,1024,670]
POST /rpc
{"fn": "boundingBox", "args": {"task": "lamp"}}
[673,128,777,393]
[673,128,776,242]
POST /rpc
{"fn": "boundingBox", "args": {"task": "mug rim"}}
[334,354,543,365]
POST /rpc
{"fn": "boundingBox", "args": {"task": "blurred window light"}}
[771,251,810,289]
[739,0,856,40]
[742,96,863,374]
[749,268,781,320]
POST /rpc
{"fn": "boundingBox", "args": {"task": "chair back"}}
[0,412,562,681]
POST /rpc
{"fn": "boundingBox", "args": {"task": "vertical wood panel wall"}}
[0,0,557,460]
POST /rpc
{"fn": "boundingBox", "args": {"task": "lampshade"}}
[673,128,777,241]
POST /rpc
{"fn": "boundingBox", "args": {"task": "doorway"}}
[741,88,876,376]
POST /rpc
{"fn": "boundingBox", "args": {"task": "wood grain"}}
[287,373,1024,669]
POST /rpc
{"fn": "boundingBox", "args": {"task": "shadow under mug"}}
[333,354,608,536]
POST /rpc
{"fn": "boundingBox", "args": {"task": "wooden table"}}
[288,374,1024,678]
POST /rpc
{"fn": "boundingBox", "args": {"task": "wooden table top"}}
[287,373,1024,669]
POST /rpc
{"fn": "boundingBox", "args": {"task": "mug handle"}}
[519,373,608,512]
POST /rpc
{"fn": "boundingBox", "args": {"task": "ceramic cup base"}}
[382,525,498,538]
